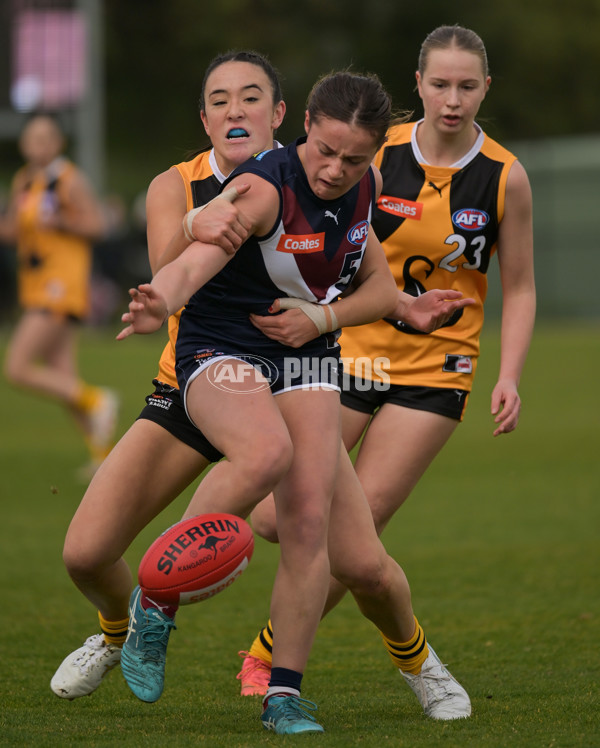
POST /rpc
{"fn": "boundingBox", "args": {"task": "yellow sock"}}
[74,382,102,414]
[98,611,128,648]
[381,617,429,674]
[248,619,273,665]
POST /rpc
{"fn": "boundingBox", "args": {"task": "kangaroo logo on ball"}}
[197,535,227,559]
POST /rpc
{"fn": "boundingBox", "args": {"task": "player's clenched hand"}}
[490,378,521,436]
[249,299,321,348]
[395,289,476,333]
[188,184,252,255]
[116,284,168,340]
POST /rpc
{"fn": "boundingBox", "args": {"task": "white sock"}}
[264,686,300,703]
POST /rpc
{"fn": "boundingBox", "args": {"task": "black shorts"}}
[340,374,469,421]
[136,380,224,463]
[28,307,82,324]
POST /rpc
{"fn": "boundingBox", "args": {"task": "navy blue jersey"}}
[181,137,376,319]
[176,137,376,369]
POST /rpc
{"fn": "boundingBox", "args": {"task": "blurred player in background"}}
[239,23,536,717]
[49,49,283,701]
[0,113,118,476]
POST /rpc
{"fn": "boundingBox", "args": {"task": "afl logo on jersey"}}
[347,220,369,246]
[452,209,489,230]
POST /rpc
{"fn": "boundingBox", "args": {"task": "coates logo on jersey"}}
[276,232,325,254]
[347,220,370,246]
[377,195,423,221]
[452,209,489,231]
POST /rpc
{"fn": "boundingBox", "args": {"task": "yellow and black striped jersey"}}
[155,150,221,388]
[340,121,517,390]
[15,157,92,318]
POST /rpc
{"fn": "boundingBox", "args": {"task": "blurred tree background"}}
[101,0,600,200]
[0,0,598,320]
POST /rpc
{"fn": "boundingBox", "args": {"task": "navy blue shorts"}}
[175,308,341,413]
[176,346,342,424]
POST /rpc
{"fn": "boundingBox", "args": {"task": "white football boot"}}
[51,634,121,699]
[400,645,471,719]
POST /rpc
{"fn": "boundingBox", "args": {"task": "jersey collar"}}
[209,140,284,184]
[411,119,484,169]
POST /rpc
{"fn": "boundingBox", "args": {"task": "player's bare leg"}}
[53,419,211,699]
[121,362,293,703]
[260,387,340,734]
[181,363,293,520]
[4,310,119,472]
[64,420,211,616]
[321,404,458,611]
[328,445,470,720]
[4,310,82,402]
[268,388,340,670]
[241,403,460,699]
[328,446,416,640]
[349,403,458,533]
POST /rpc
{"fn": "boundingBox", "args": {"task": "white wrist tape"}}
[277,297,339,335]
[182,185,240,244]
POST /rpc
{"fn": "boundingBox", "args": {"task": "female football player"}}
[50,49,284,699]
[238,24,536,722]
[0,113,117,473]
[118,68,472,734]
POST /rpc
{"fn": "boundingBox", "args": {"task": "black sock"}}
[268,667,303,692]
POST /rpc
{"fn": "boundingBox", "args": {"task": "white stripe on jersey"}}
[258,203,371,306]
[258,222,319,301]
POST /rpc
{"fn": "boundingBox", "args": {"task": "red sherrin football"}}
[138,513,254,605]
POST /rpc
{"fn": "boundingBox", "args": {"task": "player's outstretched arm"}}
[119,175,279,341]
[117,285,167,339]
[392,289,476,333]
[117,240,232,340]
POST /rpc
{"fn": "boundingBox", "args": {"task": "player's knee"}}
[62,534,105,583]
[250,499,279,544]
[239,435,293,495]
[63,548,96,583]
[296,511,327,544]
[335,552,392,599]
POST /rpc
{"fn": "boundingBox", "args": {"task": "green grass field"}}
[0,321,598,747]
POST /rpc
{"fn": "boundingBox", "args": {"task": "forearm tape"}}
[181,185,239,243]
[277,297,339,335]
